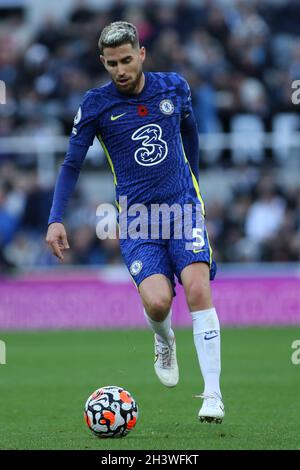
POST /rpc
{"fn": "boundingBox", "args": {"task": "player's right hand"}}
[46,222,70,261]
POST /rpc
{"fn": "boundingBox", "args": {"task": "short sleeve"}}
[70,90,99,147]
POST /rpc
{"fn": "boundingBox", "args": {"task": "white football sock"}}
[143,308,174,346]
[191,307,221,397]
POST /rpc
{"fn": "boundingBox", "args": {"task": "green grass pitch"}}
[0,327,299,450]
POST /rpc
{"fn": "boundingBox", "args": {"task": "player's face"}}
[100,43,146,95]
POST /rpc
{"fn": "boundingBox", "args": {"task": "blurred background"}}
[1,2,300,451]
[0,0,299,328]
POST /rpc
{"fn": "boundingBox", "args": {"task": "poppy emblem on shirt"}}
[137,105,148,116]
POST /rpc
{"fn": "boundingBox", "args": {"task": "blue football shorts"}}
[118,190,217,294]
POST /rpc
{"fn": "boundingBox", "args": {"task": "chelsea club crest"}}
[159,99,174,115]
[130,260,143,276]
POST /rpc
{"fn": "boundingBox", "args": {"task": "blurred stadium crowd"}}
[0,0,300,271]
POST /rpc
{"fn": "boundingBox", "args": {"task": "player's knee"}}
[144,295,172,322]
[185,281,212,311]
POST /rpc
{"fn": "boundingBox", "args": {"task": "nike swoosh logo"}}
[193,249,206,253]
[204,331,219,340]
[111,113,127,121]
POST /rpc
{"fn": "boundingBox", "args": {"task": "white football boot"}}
[154,335,179,387]
[197,393,225,424]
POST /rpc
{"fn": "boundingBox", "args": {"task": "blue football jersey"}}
[70,72,200,206]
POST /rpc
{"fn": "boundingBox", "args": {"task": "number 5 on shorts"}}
[192,227,205,251]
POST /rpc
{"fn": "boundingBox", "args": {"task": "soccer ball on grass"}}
[84,386,138,438]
